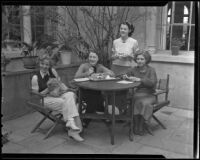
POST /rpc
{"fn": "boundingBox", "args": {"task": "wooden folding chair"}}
[152,74,170,130]
[27,79,66,139]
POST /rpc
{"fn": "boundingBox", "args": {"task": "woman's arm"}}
[111,41,119,61]
[140,68,157,88]
[100,64,115,77]
[51,67,61,81]
[74,63,91,78]
[133,40,139,53]
[31,75,49,95]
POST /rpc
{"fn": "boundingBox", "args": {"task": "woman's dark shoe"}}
[138,130,145,136]
[82,119,91,128]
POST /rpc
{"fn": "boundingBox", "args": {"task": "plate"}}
[89,77,119,81]
[74,78,90,82]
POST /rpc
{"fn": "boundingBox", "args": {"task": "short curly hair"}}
[133,50,152,65]
[37,54,52,66]
[119,22,135,37]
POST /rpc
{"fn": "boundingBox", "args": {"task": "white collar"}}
[40,70,50,78]
[120,37,129,43]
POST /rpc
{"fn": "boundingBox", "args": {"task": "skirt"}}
[133,92,156,121]
[111,64,131,76]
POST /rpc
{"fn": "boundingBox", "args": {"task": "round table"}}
[74,79,140,145]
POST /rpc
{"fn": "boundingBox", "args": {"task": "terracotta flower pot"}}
[60,50,72,65]
[22,56,38,69]
[171,46,180,56]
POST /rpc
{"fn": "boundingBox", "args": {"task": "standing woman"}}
[31,55,84,141]
[111,21,139,76]
[124,50,157,135]
[110,22,139,112]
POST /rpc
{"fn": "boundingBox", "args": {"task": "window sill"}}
[151,50,194,64]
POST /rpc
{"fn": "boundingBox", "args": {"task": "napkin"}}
[74,78,89,82]
[117,80,133,84]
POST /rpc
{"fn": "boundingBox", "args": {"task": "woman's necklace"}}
[138,66,147,73]
[121,37,129,43]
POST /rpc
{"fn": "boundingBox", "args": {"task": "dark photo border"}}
[1,0,199,159]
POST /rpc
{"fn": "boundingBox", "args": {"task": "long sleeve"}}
[74,63,89,78]
[98,64,115,77]
[126,67,135,76]
[134,40,139,53]
[51,68,60,80]
[140,67,157,88]
[31,75,39,91]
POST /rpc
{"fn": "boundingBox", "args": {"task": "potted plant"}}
[1,52,11,72]
[57,32,89,64]
[171,37,184,56]
[21,41,39,69]
[21,34,60,69]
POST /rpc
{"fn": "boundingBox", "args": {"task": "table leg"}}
[104,92,108,114]
[111,91,115,145]
[78,88,82,115]
[129,96,134,141]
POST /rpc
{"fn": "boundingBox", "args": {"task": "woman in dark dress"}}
[74,51,115,127]
[124,50,157,135]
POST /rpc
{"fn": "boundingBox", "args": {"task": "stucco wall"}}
[151,61,194,110]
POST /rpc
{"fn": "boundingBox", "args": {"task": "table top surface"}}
[73,79,140,91]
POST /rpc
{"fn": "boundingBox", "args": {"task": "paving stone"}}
[135,145,191,158]
[2,112,44,132]
[2,107,194,155]
[137,128,193,156]
[157,114,186,129]
[179,118,194,130]
[45,140,95,154]
[112,142,144,154]
[17,134,65,153]
[163,140,193,157]
[81,120,128,147]
[2,142,26,153]
[158,106,178,113]
[169,128,193,145]
[172,109,194,119]
[165,151,192,159]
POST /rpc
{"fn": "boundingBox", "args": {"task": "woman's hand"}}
[87,67,94,76]
[40,88,49,96]
[128,76,141,82]
[123,75,141,82]
[111,54,119,60]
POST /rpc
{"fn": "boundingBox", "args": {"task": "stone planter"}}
[171,46,180,56]
[60,50,72,65]
[22,56,38,69]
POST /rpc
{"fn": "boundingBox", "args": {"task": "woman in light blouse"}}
[111,22,139,112]
[111,21,139,76]
[31,55,84,142]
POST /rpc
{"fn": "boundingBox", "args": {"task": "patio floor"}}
[2,106,194,158]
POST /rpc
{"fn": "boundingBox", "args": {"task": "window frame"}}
[160,1,195,52]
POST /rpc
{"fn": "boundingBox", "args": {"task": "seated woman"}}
[31,55,84,142]
[74,51,115,127]
[123,50,157,135]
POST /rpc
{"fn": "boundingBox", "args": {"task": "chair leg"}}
[152,115,166,129]
[44,122,58,139]
[31,116,47,133]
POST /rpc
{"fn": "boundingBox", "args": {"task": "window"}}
[161,1,195,51]
[2,6,22,41]
[30,6,45,42]
[2,6,47,46]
